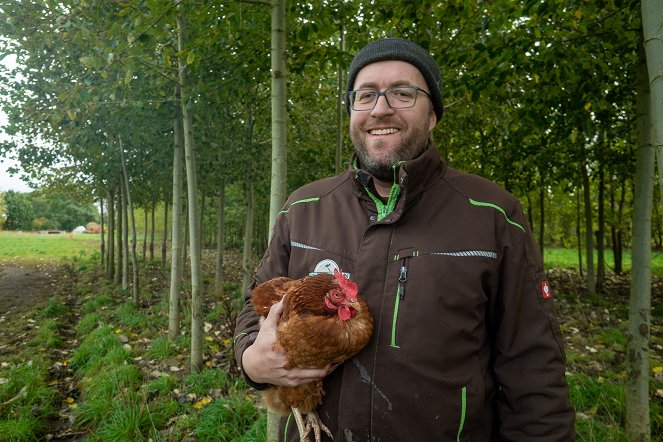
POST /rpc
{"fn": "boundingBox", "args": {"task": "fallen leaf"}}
[192,396,212,409]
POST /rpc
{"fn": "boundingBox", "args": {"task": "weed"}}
[194,397,261,441]
[114,302,149,330]
[94,400,153,442]
[82,294,115,316]
[0,414,45,442]
[78,313,101,336]
[70,325,122,372]
[75,396,114,429]
[145,397,182,429]
[40,297,67,318]
[569,373,629,441]
[28,319,63,349]
[84,365,142,401]
[145,375,177,397]
[598,328,627,347]
[184,368,229,396]
[146,337,178,360]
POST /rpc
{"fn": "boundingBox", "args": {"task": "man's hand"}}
[242,300,329,387]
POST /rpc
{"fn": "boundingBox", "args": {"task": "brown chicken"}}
[251,270,373,442]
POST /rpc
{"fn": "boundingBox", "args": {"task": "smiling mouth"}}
[369,128,399,135]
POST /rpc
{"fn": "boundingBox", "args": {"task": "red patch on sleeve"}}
[541,281,552,299]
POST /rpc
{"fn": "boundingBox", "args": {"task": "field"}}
[0,231,661,440]
[0,231,100,263]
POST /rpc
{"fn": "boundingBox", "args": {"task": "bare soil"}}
[0,263,59,315]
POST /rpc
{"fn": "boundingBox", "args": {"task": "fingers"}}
[262,299,284,329]
[276,366,329,387]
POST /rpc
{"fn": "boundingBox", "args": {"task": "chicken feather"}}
[251,270,373,441]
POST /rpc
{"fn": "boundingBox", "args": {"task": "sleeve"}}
[490,200,576,441]
[233,209,292,389]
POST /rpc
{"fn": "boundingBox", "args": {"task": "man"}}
[235,38,576,441]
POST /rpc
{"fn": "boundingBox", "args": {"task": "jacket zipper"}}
[390,257,408,348]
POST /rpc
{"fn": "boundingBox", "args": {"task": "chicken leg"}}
[291,407,333,442]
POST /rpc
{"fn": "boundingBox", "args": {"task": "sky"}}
[0,49,34,193]
[0,108,34,193]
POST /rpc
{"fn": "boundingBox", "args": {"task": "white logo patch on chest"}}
[310,259,351,279]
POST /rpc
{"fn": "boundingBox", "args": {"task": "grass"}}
[1,234,661,440]
[544,247,663,276]
[0,231,99,263]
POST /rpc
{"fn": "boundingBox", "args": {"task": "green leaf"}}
[186,51,195,65]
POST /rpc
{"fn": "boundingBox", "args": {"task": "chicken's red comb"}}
[333,269,357,300]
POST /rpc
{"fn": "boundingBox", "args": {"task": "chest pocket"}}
[289,240,357,280]
[389,247,498,350]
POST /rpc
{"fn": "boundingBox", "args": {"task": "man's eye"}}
[356,91,377,103]
[391,88,416,100]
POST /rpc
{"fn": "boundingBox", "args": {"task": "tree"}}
[2,190,34,230]
[176,5,204,373]
[626,0,663,437]
[0,192,6,228]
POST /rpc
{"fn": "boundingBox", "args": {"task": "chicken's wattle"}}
[338,305,355,321]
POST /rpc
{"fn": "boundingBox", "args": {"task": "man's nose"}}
[371,94,394,116]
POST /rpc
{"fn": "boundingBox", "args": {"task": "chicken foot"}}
[291,407,333,442]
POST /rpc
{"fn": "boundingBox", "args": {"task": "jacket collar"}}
[350,140,446,220]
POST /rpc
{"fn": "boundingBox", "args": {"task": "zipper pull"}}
[398,265,408,299]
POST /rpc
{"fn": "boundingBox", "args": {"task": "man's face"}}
[349,60,436,181]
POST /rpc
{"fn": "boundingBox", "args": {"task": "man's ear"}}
[428,110,436,131]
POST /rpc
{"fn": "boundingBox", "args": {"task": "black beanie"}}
[346,38,444,122]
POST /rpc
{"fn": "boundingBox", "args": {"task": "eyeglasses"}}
[347,86,432,111]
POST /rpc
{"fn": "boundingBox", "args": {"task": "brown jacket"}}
[235,144,576,441]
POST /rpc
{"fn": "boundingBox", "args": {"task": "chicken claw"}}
[291,407,333,442]
[303,410,333,442]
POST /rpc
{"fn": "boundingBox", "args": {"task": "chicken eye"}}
[333,291,341,299]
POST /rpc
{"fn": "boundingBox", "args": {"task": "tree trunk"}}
[162,202,168,267]
[242,177,255,294]
[150,200,156,261]
[539,183,545,256]
[626,22,658,440]
[169,85,184,340]
[616,180,626,274]
[177,7,204,373]
[597,159,605,293]
[200,190,206,250]
[99,197,105,269]
[576,190,583,278]
[526,194,534,238]
[115,180,124,286]
[216,179,226,298]
[121,173,129,292]
[336,26,345,174]
[581,163,596,296]
[107,189,115,281]
[143,209,148,260]
[119,136,139,303]
[268,0,287,240]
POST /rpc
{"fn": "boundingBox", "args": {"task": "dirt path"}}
[0,263,57,315]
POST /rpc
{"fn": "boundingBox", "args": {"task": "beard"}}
[350,118,430,182]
